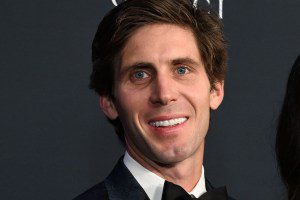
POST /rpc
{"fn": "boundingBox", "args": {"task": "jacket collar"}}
[104,156,149,200]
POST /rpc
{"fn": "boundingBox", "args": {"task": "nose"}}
[149,74,178,106]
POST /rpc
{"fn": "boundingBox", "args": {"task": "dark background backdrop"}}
[1,0,299,199]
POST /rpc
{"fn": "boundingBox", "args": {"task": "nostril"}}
[149,95,176,106]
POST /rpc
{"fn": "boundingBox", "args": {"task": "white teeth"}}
[149,117,187,127]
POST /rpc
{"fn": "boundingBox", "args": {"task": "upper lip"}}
[148,115,188,123]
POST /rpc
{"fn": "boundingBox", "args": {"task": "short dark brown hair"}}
[90,0,228,143]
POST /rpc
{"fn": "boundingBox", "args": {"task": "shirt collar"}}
[123,151,206,200]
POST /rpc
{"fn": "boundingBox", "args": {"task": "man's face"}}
[101,24,224,165]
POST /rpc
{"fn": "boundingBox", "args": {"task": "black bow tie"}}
[162,181,228,200]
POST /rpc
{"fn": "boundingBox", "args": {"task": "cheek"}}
[114,90,150,140]
[115,87,148,118]
[186,86,211,108]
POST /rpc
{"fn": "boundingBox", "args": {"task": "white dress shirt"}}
[123,151,207,200]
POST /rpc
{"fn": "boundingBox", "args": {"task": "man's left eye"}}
[176,66,189,75]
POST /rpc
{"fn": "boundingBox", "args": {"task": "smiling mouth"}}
[149,117,188,127]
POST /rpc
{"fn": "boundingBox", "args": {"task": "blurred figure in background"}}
[276,54,300,200]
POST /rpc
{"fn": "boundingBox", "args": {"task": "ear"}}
[99,95,119,120]
[209,81,224,110]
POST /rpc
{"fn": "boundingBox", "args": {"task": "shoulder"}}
[73,181,108,200]
[72,156,127,200]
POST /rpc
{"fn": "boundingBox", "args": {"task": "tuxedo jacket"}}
[74,157,235,200]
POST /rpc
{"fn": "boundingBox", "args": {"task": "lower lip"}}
[148,119,188,136]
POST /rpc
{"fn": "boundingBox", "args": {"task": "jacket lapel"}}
[104,157,150,200]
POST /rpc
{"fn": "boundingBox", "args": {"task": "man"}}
[75,0,234,199]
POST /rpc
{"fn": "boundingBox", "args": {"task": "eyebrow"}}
[171,57,200,66]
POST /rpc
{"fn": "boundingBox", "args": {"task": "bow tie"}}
[161,181,228,200]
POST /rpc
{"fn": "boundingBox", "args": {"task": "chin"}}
[151,145,195,165]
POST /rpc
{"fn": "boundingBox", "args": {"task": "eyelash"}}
[130,70,150,83]
[134,71,149,78]
[175,65,190,75]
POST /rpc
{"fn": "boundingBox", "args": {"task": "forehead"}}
[120,24,201,68]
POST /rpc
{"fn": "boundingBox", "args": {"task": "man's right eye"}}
[132,71,149,80]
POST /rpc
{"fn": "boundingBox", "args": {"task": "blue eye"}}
[133,71,149,79]
[176,66,188,75]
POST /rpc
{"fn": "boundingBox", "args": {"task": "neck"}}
[126,141,204,192]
